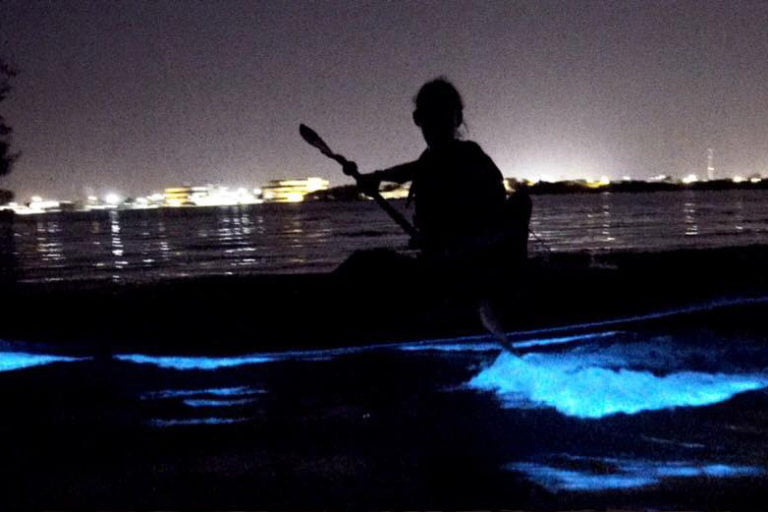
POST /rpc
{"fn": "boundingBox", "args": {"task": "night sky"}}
[2,0,768,201]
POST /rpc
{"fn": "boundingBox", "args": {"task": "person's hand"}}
[341,160,358,176]
[357,171,381,196]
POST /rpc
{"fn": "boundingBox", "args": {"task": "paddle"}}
[299,124,420,241]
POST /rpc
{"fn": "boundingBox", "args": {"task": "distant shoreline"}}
[307,179,768,201]
[1,180,766,215]
[523,178,768,195]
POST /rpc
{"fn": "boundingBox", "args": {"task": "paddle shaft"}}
[300,125,420,240]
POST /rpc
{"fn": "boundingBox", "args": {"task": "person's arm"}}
[357,160,419,194]
[375,160,420,184]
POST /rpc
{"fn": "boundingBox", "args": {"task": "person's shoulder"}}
[456,140,494,161]
[457,139,483,153]
[458,140,497,167]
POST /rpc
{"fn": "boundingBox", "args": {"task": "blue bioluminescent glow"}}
[641,436,706,450]
[141,386,266,400]
[511,331,619,350]
[506,456,763,492]
[468,351,768,418]
[115,353,275,370]
[502,295,768,342]
[509,461,655,491]
[182,398,258,407]
[116,344,392,370]
[199,386,264,396]
[398,342,502,352]
[147,417,248,427]
[397,332,620,353]
[0,352,87,373]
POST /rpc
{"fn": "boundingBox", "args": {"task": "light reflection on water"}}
[4,190,767,283]
[684,200,699,236]
[600,192,614,242]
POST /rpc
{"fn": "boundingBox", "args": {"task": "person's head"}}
[412,77,464,148]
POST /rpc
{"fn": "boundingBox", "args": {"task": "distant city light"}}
[261,177,329,203]
[682,174,699,184]
[1,170,763,217]
[104,193,121,205]
[284,192,304,203]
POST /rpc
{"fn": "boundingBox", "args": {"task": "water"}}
[2,299,768,509]
[3,189,767,283]
[2,190,768,508]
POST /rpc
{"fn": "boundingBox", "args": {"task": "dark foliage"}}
[523,179,768,195]
[305,184,365,201]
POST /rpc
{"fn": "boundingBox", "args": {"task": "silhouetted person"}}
[362,78,508,257]
[359,78,532,344]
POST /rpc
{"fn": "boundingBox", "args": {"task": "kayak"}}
[1,245,766,356]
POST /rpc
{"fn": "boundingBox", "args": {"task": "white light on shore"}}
[682,174,699,184]
[284,192,304,203]
[104,193,121,205]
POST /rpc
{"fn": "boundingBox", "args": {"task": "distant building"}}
[163,185,261,207]
[380,183,410,199]
[163,186,200,207]
[261,177,330,203]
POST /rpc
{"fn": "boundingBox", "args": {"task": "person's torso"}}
[411,140,505,251]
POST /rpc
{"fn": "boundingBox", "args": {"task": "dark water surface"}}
[2,191,768,509]
[5,189,768,283]
[2,300,768,509]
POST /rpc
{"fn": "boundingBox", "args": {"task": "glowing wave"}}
[182,398,258,407]
[507,455,763,491]
[147,417,248,427]
[468,351,768,418]
[502,295,768,342]
[0,352,87,373]
[115,353,275,370]
[141,386,266,400]
[115,345,382,370]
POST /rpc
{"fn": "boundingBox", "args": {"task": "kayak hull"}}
[1,245,767,355]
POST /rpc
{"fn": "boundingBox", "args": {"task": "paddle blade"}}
[299,124,333,155]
